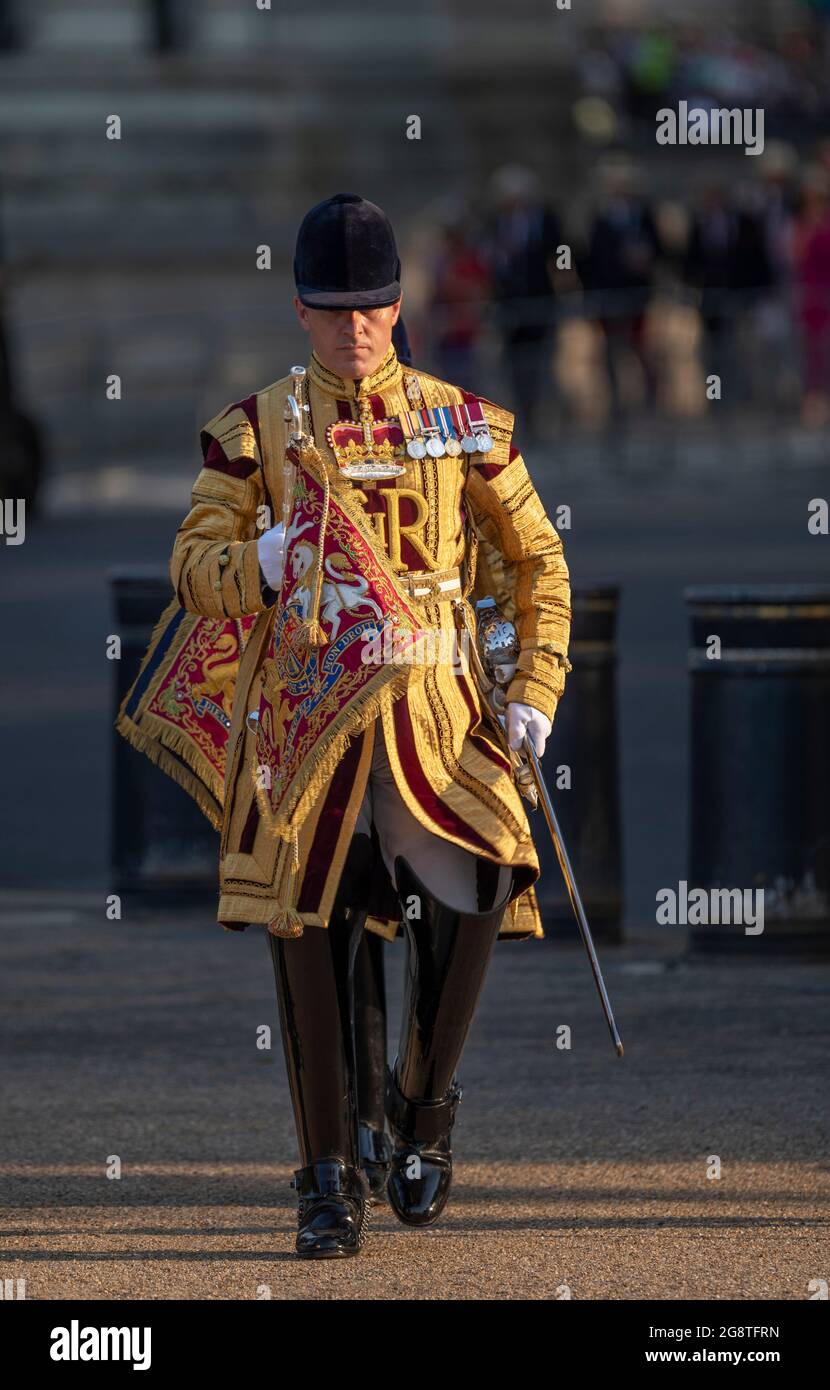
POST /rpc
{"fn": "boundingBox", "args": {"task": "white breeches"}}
[354,722,510,914]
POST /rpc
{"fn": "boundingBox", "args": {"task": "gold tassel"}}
[266,827,304,938]
[266,908,304,939]
[293,617,326,657]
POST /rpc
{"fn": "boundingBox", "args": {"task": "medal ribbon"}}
[465,400,488,432]
[418,408,437,438]
[436,405,457,444]
[450,403,470,439]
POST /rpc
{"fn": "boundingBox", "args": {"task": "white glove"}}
[257,522,286,589]
[506,702,552,759]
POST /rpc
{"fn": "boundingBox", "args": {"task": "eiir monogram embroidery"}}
[349,486,438,572]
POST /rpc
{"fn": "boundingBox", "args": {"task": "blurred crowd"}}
[578,10,830,130]
[414,6,830,436]
[416,145,830,436]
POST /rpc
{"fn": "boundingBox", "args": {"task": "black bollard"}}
[686,585,830,957]
[533,587,623,942]
[111,571,218,902]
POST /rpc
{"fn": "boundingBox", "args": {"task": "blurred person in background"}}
[620,23,677,121]
[683,180,772,407]
[792,164,830,427]
[428,204,490,391]
[484,164,562,438]
[582,159,662,421]
[743,144,800,411]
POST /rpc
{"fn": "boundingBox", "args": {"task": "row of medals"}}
[343,403,494,481]
[405,405,494,459]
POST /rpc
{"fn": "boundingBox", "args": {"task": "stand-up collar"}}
[307,344,403,399]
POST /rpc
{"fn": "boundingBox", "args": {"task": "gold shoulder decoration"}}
[214,417,258,460]
[478,399,515,452]
[479,398,515,434]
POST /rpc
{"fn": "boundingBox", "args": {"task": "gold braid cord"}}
[293,439,331,653]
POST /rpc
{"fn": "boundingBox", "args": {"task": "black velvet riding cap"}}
[294,193,402,309]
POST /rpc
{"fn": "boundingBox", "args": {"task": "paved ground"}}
[1,892,827,1300]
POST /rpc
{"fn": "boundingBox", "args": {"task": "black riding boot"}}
[353,928,393,1200]
[386,855,513,1227]
[267,854,370,1259]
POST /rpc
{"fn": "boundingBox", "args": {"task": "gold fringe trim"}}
[113,593,183,737]
[252,664,408,844]
[113,594,227,829]
[131,707,226,797]
[114,713,223,832]
[117,593,183,709]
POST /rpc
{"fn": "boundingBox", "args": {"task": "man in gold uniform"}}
[119,194,571,1259]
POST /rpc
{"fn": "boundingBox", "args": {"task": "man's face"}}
[293,297,401,381]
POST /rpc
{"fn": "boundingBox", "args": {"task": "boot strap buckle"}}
[385,1067,462,1144]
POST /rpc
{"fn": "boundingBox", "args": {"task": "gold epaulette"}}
[201,401,259,460]
[478,397,515,438]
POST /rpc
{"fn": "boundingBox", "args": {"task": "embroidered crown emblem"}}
[325,419,407,479]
